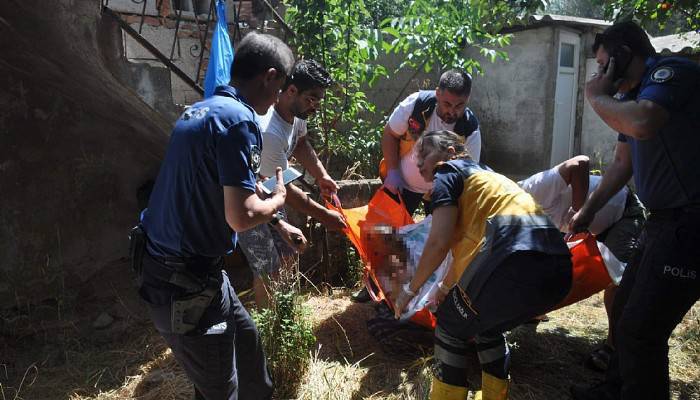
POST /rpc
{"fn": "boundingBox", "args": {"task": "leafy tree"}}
[284,0,388,177]
[599,0,700,36]
[544,0,605,19]
[363,0,411,27]
[381,0,547,75]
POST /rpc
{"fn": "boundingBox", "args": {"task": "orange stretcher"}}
[328,187,612,330]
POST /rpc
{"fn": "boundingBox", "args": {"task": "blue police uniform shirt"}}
[618,56,700,210]
[142,85,262,258]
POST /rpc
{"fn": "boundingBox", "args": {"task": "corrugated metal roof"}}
[651,31,700,55]
[529,14,612,29]
[503,14,611,34]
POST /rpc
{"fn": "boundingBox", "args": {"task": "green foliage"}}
[284,0,388,177]
[597,0,700,35]
[380,0,547,74]
[545,0,605,19]
[252,281,316,398]
[341,244,365,287]
[362,0,411,27]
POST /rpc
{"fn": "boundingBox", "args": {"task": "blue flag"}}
[203,0,234,98]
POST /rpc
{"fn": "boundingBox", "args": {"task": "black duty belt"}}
[145,254,222,293]
[649,204,700,219]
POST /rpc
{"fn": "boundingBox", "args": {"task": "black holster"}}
[128,224,146,276]
[171,277,219,334]
[144,256,221,335]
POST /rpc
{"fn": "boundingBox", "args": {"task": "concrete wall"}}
[0,1,171,305]
[465,27,557,177]
[123,23,204,105]
[580,58,619,168]
[364,55,442,121]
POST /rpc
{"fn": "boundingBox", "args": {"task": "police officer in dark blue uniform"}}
[569,21,700,400]
[135,32,296,400]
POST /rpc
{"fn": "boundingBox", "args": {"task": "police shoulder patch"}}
[651,66,674,83]
[249,145,261,174]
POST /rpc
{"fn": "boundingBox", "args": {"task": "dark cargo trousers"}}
[140,254,273,400]
[433,251,572,385]
[604,208,700,400]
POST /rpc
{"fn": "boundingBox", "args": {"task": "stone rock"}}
[92,312,115,329]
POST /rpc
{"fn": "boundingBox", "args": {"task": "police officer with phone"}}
[570,21,700,400]
[130,32,295,400]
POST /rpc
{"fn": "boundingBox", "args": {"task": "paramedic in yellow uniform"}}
[394,130,573,400]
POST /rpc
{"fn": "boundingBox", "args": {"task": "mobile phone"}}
[604,46,632,81]
[260,167,303,194]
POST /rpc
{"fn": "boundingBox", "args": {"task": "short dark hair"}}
[438,69,472,97]
[284,59,333,92]
[592,20,656,59]
[230,32,295,81]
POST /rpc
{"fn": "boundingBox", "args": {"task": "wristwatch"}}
[269,211,283,226]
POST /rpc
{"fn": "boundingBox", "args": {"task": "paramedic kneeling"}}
[569,21,700,400]
[136,33,295,400]
[394,130,572,400]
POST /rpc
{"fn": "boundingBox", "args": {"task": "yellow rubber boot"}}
[479,372,510,400]
[430,376,469,400]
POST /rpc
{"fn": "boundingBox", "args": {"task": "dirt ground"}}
[1,267,698,400]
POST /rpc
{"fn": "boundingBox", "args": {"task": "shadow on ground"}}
[0,255,254,400]
[308,296,696,400]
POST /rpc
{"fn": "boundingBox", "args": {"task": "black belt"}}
[145,253,222,292]
[649,204,700,219]
[155,255,222,268]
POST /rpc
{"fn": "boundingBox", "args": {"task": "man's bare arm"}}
[284,183,346,231]
[569,143,633,232]
[557,155,590,211]
[586,97,668,140]
[292,136,326,180]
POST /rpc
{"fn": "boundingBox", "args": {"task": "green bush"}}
[252,276,316,398]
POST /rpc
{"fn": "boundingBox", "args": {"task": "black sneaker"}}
[351,287,371,303]
[570,381,619,400]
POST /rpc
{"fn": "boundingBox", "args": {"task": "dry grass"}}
[2,285,698,400]
[297,291,700,400]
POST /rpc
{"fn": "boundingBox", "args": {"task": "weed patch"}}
[252,268,315,399]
